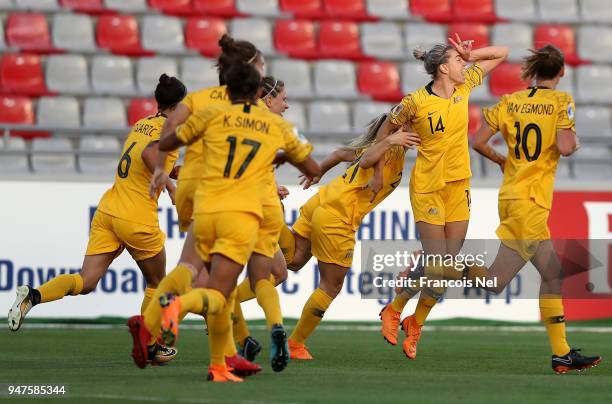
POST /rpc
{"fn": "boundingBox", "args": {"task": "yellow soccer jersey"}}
[177,102,312,218]
[390,63,483,193]
[483,86,576,209]
[97,114,178,226]
[319,145,405,230]
[179,85,268,181]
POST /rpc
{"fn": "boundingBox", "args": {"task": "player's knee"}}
[80,281,97,295]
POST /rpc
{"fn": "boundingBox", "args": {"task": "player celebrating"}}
[133,63,320,382]
[8,74,186,363]
[378,35,508,359]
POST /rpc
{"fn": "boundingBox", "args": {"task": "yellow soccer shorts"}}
[496,199,551,261]
[310,206,355,268]
[410,178,471,225]
[175,177,199,232]
[292,192,321,240]
[253,203,285,258]
[193,211,260,266]
[86,210,165,262]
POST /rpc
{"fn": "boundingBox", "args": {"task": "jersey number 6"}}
[117,141,137,179]
[224,136,262,179]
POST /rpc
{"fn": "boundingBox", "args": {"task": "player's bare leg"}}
[286,232,312,272]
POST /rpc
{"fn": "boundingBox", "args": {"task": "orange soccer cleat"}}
[379,304,401,345]
[159,293,181,347]
[208,365,244,383]
[401,315,423,360]
[288,339,313,360]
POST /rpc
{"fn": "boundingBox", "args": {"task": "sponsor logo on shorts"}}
[428,207,438,216]
[345,250,354,259]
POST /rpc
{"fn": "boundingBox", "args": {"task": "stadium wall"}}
[0,182,611,322]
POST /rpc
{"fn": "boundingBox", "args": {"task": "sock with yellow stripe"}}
[224,289,238,357]
[540,294,571,356]
[207,295,231,366]
[255,278,283,329]
[289,288,333,344]
[38,274,84,303]
[140,287,156,314]
[143,264,194,343]
[413,295,437,325]
[232,294,250,347]
[278,225,296,264]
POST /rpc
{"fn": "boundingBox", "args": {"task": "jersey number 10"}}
[513,122,542,161]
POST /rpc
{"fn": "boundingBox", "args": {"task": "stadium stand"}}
[0,0,610,181]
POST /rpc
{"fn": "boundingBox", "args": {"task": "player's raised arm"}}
[299,147,356,189]
[449,33,508,76]
[360,129,419,169]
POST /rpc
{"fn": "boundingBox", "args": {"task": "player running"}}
[8,74,186,364]
[277,114,420,360]
[133,63,320,382]
[378,35,508,359]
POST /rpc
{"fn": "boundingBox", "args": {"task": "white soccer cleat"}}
[8,286,33,331]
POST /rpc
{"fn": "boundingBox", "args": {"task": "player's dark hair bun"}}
[216,34,261,85]
[155,74,187,110]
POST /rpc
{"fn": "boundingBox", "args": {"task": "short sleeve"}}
[389,94,416,125]
[556,93,576,131]
[176,111,208,144]
[464,63,484,91]
[181,92,194,112]
[279,119,313,163]
[482,97,504,133]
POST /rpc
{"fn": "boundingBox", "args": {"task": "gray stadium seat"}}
[557,66,574,94]
[361,22,404,59]
[366,0,411,20]
[137,57,178,95]
[79,136,121,174]
[308,101,351,135]
[31,138,75,174]
[401,62,429,94]
[83,97,127,128]
[578,26,612,63]
[495,0,537,21]
[576,65,612,103]
[181,58,218,92]
[352,101,392,129]
[0,19,6,51]
[0,0,12,9]
[271,60,312,98]
[580,0,612,23]
[91,55,135,95]
[404,23,446,55]
[46,55,90,94]
[470,77,492,102]
[142,15,185,54]
[104,0,148,12]
[0,136,29,173]
[575,106,612,138]
[282,101,306,131]
[537,0,579,22]
[572,146,612,179]
[313,61,357,98]
[230,18,274,55]
[492,24,531,62]
[37,96,80,129]
[52,13,96,51]
[16,0,59,10]
[236,0,280,16]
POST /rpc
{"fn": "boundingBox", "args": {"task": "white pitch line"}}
[71,393,300,404]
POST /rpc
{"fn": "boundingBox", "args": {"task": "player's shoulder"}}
[549,89,575,106]
[134,113,165,129]
[188,85,228,104]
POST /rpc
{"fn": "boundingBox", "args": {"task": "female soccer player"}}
[134,63,320,382]
[277,114,420,360]
[377,35,508,360]
[8,74,186,363]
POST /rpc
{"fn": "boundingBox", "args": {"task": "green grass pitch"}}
[2,320,611,403]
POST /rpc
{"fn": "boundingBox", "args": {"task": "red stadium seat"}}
[274,20,318,59]
[410,0,452,22]
[468,104,482,138]
[5,13,53,52]
[0,54,47,96]
[96,15,147,56]
[448,23,489,48]
[193,0,241,17]
[357,61,402,102]
[185,17,227,57]
[319,21,364,60]
[489,63,529,97]
[59,0,107,13]
[280,0,324,19]
[149,0,193,15]
[128,99,157,125]
[323,0,373,21]
[0,96,47,139]
[452,0,497,23]
[534,25,582,65]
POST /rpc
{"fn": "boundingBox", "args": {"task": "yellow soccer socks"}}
[255,278,283,329]
[413,295,437,325]
[141,287,156,314]
[278,224,296,264]
[290,288,333,344]
[232,295,250,347]
[38,273,84,303]
[540,295,571,356]
[207,295,232,366]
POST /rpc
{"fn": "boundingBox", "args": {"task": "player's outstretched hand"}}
[448,33,473,61]
[277,185,290,200]
[165,179,176,205]
[365,174,383,203]
[299,174,320,190]
[388,129,420,149]
[149,167,169,198]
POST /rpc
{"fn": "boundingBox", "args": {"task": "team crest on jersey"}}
[428,207,439,216]
[453,96,463,104]
[567,104,575,120]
